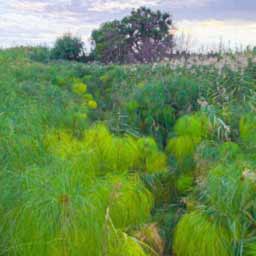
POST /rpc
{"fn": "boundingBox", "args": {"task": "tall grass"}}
[1,47,256,255]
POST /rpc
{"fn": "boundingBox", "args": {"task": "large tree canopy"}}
[91,7,174,64]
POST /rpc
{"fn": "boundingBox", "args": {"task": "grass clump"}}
[173,211,231,256]
[167,113,210,167]
[0,164,153,255]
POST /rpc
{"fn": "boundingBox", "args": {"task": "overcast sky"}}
[1,0,256,50]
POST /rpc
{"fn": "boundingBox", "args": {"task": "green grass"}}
[1,47,256,255]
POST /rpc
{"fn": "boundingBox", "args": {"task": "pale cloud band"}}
[0,0,255,50]
[176,19,256,51]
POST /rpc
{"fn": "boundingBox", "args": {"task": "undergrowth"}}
[1,47,256,255]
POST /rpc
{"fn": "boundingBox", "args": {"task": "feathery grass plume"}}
[88,100,98,109]
[206,163,255,217]
[135,138,167,174]
[0,163,153,255]
[44,130,85,159]
[106,230,148,256]
[44,125,167,176]
[83,125,166,176]
[203,162,256,252]
[167,113,210,167]
[173,211,231,256]
[0,164,101,256]
[83,125,167,175]
[83,93,94,101]
[174,113,209,139]
[176,174,193,193]
[44,125,133,175]
[167,135,197,163]
[82,124,138,175]
[72,81,87,95]
[99,174,154,229]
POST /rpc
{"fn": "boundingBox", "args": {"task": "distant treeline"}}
[32,7,175,64]
[27,6,256,65]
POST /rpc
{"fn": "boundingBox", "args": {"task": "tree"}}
[51,33,85,61]
[91,21,127,64]
[91,7,174,64]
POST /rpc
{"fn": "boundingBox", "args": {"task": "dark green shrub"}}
[29,46,51,63]
[51,34,85,61]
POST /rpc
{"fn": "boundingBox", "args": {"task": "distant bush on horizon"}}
[51,33,86,62]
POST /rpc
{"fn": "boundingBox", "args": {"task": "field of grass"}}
[1,47,256,255]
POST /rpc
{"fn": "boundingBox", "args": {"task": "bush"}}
[51,34,85,61]
[29,46,51,63]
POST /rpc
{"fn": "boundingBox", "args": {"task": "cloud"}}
[162,0,215,8]
[176,19,256,51]
[88,0,161,12]
[0,4,98,48]
[8,1,48,12]
[88,0,215,12]
[0,0,255,50]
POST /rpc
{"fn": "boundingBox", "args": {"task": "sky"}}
[0,0,256,51]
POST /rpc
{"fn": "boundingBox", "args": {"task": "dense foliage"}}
[1,47,256,255]
[91,7,174,64]
[51,34,85,61]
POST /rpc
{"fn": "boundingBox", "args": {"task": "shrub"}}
[29,46,51,63]
[51,34,85,61]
